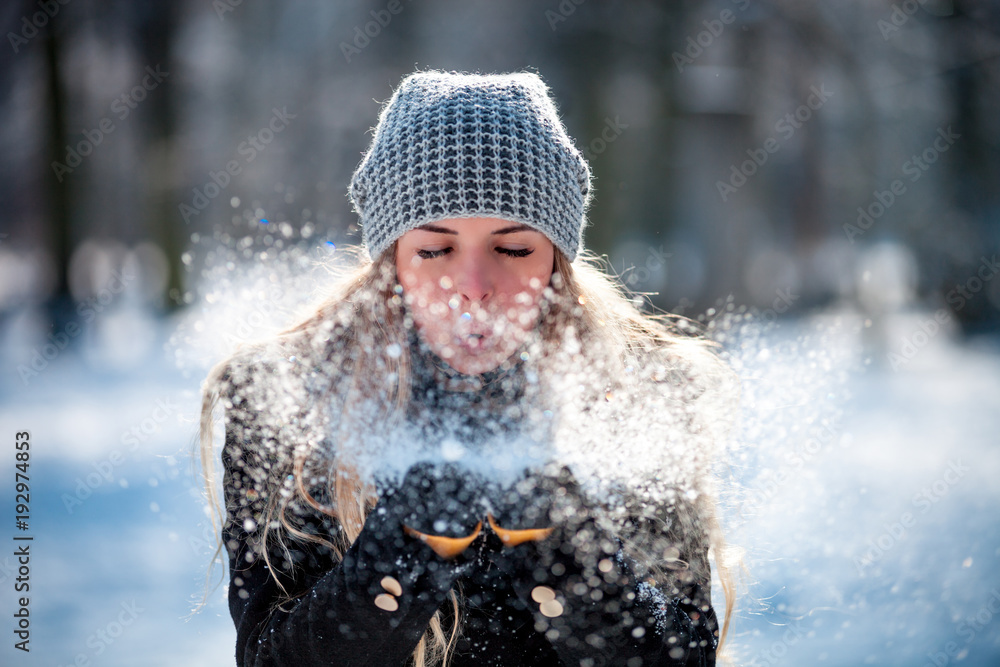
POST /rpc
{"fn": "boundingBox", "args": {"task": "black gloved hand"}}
[343,462,489,616]
[380,461,490,556]
[483,462,615,585]
[484,464,694,666]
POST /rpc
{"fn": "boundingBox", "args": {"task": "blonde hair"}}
[197,242,738,665]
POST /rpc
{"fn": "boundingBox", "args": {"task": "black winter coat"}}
[220,331,719,666]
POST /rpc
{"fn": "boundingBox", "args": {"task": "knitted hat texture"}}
[349,70,593,261]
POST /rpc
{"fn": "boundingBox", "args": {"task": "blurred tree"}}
[42,5,74,333]
[131,0,183,312]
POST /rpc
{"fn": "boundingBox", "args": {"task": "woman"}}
[199,70,737,666]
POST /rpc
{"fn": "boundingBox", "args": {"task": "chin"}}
[446,351,504,376]
[417,326,524,376]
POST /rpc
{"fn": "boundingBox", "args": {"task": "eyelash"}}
[416,247,534,259]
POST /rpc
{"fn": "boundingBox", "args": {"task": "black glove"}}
[484,464,715,666]
[346,461,488,614]
[383,461,492,556]
[483,463,619,598]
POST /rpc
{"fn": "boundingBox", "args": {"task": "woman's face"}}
[395,217,555,375]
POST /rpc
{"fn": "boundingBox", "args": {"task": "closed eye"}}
[498,247,534,258]
[416,248,451,259]
[415,247,534,259]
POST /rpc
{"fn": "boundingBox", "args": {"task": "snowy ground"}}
[719,308,1000,666]
[0,302,998,666]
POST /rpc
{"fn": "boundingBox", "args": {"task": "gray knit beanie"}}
[348,70,593,262]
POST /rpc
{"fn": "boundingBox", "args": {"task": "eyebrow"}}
[417,223,536,235]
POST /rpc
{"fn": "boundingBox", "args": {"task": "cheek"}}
[527,248,554,284]
[404,279,444,307]
[397,265,439,302]
[396,259,420,287]
[402,283,451,326]
[515,261,553,299]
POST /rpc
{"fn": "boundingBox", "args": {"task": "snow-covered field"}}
[719,309,1000,666]
[0,303,997,666]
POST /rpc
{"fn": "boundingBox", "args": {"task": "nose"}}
[452,252,494,304]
